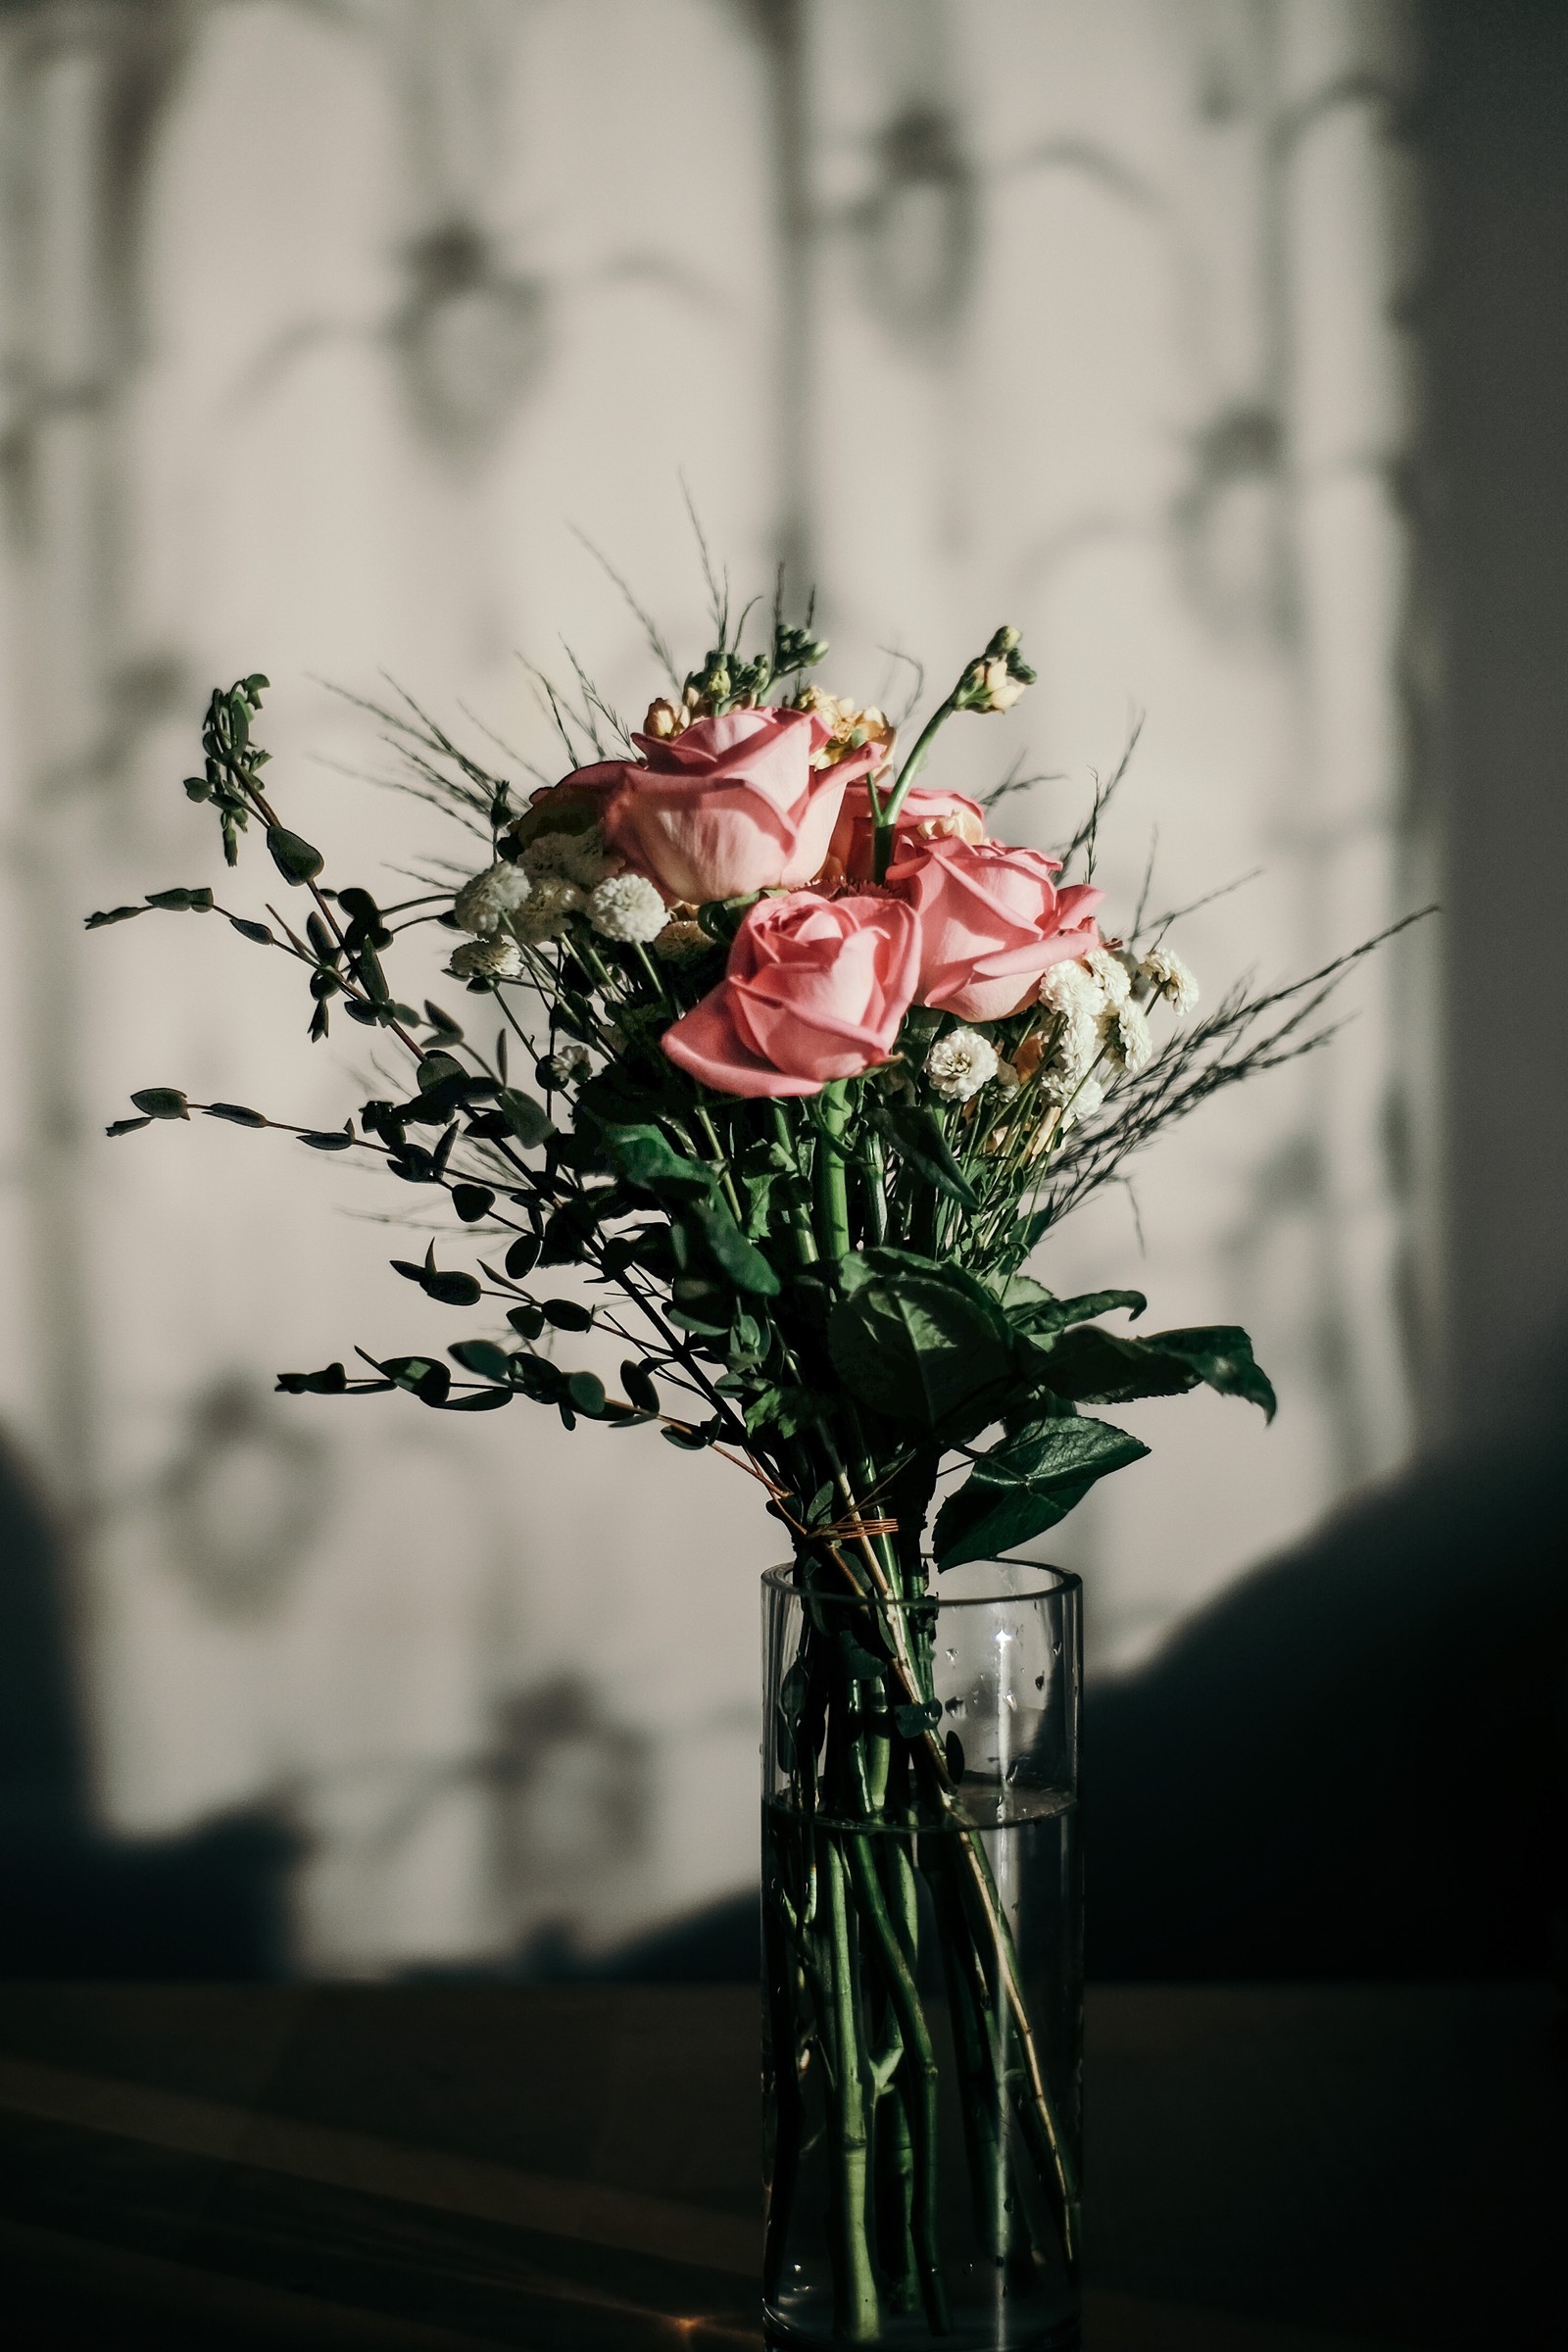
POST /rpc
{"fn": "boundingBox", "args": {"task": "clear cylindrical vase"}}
[761,1559,1082,2351]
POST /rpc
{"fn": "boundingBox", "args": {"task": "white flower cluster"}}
[514,877,584,944]
[586,871,667,943]
[520,821,619,890]
[452,861,531,937]
[449,933,524,983]
[925,1027,1000,1102]
[1138,944,1200,1014]
[546,1040,591,1086]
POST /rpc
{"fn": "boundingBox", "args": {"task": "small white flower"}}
[1139,944,1200,1014]
[1100,1001,1152,1075]
[1063,1076,1104,1126]
[449,934,524,983]
[992,1059,1022,1099]
[452,861,531,937]
[546,1041,591,1086]
[1085,946,1134,1009]
[1038,958,1107,1021]
[514,877,584,944]
[925,1027,1000,1102]
[587,871,667,944]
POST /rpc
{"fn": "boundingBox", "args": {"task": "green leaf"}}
[130,1088,189,1121]
[229,916,273,945]
[498,1088,554,1148]
[827,1248,1014,1432]
[871,1102,981,1210]
[507,1303,545,1341]
[379,1355,452,1405]
[596,1122,711,1198]
[449,1340,514,1382]
[682,1199,780,1296]
[417,1052,467,1092]
[566,1371,607,1416]
[145,887,214,911]
[85,905,146,929]
[298,1127,354,1151]
[274,1361,348,1396]
[106,1115,154,1137]
[836,1632,886,1681]
[451,1184,496,1223]
[621,1359,661,1413]
[542,1298,593,1332]
[893,1700,943,1738]
[1038,1323,1276,1419]
[934,1414,1151,1571]
[986,1279,1148,1343]
[267,825,324,885]
[204,1102,268,1128]
[433,1387,513,1412]
[743,1385,826,1441]
[505,1234,540,1280]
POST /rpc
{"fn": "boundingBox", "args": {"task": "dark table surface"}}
[0,1983,1559,2351]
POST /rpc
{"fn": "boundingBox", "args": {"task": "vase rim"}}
[761,1558,1081,1608]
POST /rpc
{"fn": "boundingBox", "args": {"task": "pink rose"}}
[662,891,920,1098]
[887,835,1102,1023]
[825,783,989,885]
[564,708,883,906]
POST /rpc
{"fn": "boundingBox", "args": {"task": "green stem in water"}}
[823,1836,880,2340]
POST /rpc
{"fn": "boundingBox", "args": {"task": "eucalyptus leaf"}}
[130,1088,189,1121]
[227,916,274,946]
[266,825,324,885]
[204,1102,268,1128]
[498,1088,554,1149]
[85,906,145,929]
[448,1340,514,1382]
[273,1361,348,1396]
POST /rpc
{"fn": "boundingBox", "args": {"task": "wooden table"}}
[0,1984,1558,2349]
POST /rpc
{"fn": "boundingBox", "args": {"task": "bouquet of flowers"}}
[92,597,1398,2344]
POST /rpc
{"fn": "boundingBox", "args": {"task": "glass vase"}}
[761,1559,1082,2351]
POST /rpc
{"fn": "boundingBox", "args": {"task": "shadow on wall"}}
[602,1368,1568,1985]
[0,1434,296,1979]
[5,1382,1564,1984]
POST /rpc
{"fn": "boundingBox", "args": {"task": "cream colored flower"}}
[546,1041,591,1085]
[925,1027,1000,1102]
[514,877,584,944]
[653,918,714,966]
[452,861,531,937]
[449,934,524,983]
[1063,1076,1104,1126]
[642,697,688,740]
[1101,1001,1152,1075]
[1139,944,1200,1014]
[521,825,617,888]
[1037,958,1107,1021]
[1085,946,1134,1010]
[587,871,667,944]
[797,684,897,772]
